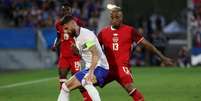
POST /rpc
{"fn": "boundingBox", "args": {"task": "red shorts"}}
[102,65,133,87]
[58,57,81,74]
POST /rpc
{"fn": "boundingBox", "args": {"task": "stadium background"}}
[0,0,201,101]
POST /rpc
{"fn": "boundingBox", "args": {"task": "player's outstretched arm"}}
[140,39,173,66]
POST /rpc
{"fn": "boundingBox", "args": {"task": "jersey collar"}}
[75,27,81,37]
[111,25,123,30]
[111,26,117,30]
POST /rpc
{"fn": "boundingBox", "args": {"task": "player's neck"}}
[111,24,122,30]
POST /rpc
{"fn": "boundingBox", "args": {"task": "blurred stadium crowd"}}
[191,0,201,48]
[0,0,102,32]
[0,0,201,68]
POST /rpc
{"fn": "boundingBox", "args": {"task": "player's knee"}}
[81,78,96,86]
[123,83,135,93]
[61,83,70,92]
[81,79,91,86]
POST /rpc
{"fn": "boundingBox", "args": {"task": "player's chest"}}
[103,30,132,44]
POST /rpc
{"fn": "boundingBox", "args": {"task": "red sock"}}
[130,89,144,101]
[79,88,92,101]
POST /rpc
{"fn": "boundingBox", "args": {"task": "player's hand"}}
[161,57,174,66]
[85,70,96,84]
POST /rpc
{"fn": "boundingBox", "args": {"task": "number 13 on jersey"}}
[112,43,119,51]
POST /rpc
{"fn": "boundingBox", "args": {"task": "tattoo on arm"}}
[88,45,100,70]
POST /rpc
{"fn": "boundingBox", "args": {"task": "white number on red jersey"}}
[74,61,81,71]
[64,33,69,40]
[112,43,119,51]
[123,66,130,75]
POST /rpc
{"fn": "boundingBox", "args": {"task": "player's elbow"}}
[141,39,155,51]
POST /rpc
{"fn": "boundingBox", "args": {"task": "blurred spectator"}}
[191,1,201,48]
[177,47,191,68]
[0,0,102,31]
[72,1,81,17]
[150,13,166,32]
[130,46,145,67]
[88,10,99,33]
[133,15,153,41]
[150,28,168,65]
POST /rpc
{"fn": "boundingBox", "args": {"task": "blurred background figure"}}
[130,46,145,67]
[0,0,102,30]
[190,0,201,66]
[0,0,103,70]
[150,28,168,66]
[177,46,191,68]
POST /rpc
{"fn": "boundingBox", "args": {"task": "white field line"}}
[0,77,57,89]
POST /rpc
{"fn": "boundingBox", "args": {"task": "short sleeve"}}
[132,27,144,44]
[85,39,96,49]
[83,31,96,49]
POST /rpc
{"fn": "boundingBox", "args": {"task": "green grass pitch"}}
[0,67,201,101]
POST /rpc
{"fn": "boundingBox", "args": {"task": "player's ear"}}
[63,24,69,30]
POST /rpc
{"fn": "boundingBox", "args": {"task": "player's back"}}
[98,25,144,67]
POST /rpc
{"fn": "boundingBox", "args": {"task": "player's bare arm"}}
[140,39,173,66]
[86,45,100,83]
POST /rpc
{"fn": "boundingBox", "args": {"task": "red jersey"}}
[98,25,144,67]
[55,17,82,58]
[73,17,85,27]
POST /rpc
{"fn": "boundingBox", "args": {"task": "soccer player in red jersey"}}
[52,2,92,101]
[98,7,173,101]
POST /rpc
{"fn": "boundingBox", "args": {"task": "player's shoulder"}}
[81,27,93,33]
[100,25,111,31]
[122,24,135,30]
[81,27,95,36]
[98,26,111,36]
[79,27,96,41]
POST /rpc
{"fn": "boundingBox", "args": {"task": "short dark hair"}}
[60,15,74,25]
[111,7,122,13]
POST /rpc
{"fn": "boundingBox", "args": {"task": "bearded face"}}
[63,20,77,37]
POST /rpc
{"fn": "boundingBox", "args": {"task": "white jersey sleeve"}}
[75,27,109,69]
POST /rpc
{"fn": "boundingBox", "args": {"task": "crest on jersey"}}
[113,33,118,36]
[112,37,119,43]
